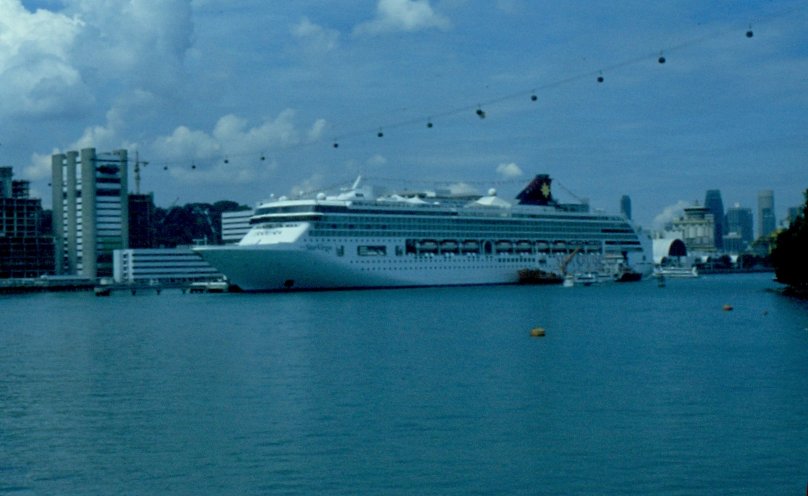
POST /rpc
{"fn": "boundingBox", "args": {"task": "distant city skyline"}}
[2,0,806,230]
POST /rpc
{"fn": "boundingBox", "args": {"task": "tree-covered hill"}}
[153,200,250,247]
[771,189,808,294]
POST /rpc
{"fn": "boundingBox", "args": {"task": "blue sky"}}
[2,0,806,230]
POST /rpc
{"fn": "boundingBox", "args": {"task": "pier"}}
[0,277,230,296]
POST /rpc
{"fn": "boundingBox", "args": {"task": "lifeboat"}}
[461,240,480,253]
[417,240,438,253]
[515,241,533,253]
[495,240,513,253]
[440,240,459,253]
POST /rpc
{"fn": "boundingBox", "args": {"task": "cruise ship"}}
[195,175,653,291]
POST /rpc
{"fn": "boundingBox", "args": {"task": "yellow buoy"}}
[530,327,546,337]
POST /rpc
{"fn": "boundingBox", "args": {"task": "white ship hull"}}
[196,175,654,292]
[196,242,607,291]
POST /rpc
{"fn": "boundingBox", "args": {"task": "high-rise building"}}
[757,190,775,239]
[704,189,725,250]
[620,195,631,220]
[51,148,129,279]
[786,206,802,226]
[129,193,156,249]
[725,203,754,247]
[0,167,55,278]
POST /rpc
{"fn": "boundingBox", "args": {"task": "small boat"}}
[495,240,513,253]
[515,241,533,253]
[440,240,459,253]
[517,268,564,285]
[417,240,439,253]
[189,281,230,293]
[654,266,698,278]
[615,268,643,282]
[94,286,112,296]
[573,273,598,286]
[461,240,479,253]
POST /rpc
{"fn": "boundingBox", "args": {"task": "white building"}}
[113,248,222,284]
[670,205,715,254]
[221,210,253,244]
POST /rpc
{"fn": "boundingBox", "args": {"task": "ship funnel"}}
[516,174,554,206]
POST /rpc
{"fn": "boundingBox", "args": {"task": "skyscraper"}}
[724,203,753,253]
[51,148,129,279]
[757,190,775,239]
[620,195,631,220]
[704,189,725,250]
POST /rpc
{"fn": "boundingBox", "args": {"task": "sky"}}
[2,0,807,230]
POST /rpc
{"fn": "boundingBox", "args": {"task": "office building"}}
[0,167,54,278]
[757,190,775,239]
[221,210,253,244]
[620,195,631,220]
[51,148,129,279]
[724,204,753,248]
[704,189,725,250]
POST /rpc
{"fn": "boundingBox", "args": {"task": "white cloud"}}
[496,0,524,14]
[68,0,193,91]
[148,111,326,186]
[22,106,128,181]
[652,200,690,230]
[448,182,478,195]
[291,17,340,54]
[307,118,327,142]
[366,154,387,167]
[0,0,89,118]
[354,0,450,36]
[496,162,523,178]
[23,151,57,182]
[151,125,220,162]
[290,173,327,197]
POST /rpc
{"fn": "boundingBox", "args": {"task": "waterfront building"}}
[651,236,688,265]
[129,193,156,248]
[221,209,253,244]
[620,195,631,220]
[757,190,775,239]
[670,205,715,254]
[0,167,54,278]
[51,148,129,279]
[704,189,725,250]
[725,203,754,248]
[112,248,222,285]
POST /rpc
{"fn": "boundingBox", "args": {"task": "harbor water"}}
[1,273,807,494]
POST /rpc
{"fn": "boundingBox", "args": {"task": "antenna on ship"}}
[351,175,363,190]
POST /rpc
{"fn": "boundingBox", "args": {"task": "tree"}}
[151,200,251,247]
[771,189,808,290]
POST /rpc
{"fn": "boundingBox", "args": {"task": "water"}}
[1,273,807,495]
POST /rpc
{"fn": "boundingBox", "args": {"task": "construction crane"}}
[560,247,582,276]
[133,151,148,194]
